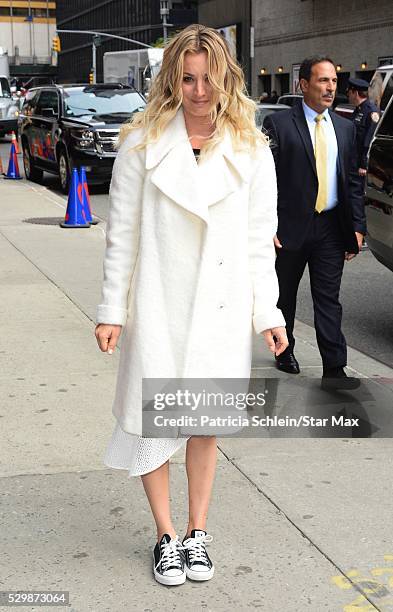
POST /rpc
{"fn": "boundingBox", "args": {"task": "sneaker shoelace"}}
[155,536,184,572]
[183,533,213,565]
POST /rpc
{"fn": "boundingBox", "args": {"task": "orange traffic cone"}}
[11,131,19,154]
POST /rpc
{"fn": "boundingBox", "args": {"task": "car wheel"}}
[22,141,43,183]
[58,148,71,194]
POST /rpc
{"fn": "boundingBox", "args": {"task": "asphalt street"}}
[1,137,392,369]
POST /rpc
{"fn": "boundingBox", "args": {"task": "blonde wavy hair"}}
[118,23,267,154]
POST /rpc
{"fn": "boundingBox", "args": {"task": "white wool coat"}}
[96,108,285,435]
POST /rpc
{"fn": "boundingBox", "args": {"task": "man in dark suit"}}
[264,56,366,389]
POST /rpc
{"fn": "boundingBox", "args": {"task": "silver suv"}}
[0,76,19,137]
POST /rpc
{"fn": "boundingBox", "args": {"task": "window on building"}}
[29,8,56,17]
[32,8,48,17]
[0,8,10,15]
[172,1,197,7]
[11,8,29,16]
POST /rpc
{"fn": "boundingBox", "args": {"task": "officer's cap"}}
[347,77,369,92]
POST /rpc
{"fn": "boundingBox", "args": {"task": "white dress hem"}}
[103,422,189,477]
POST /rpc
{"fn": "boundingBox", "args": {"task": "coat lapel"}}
[292,104,317,176]
[145,108,248,224]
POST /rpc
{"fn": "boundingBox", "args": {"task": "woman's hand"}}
[95,324,122,354]
[262,326,288,356]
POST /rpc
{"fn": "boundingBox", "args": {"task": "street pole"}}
[249,0,254,97]
[92,42,96,84]
[56,29,153,49]
[160,1,169,44]
[163,16,168,44]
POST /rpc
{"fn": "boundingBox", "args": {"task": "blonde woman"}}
[95,24,288,586]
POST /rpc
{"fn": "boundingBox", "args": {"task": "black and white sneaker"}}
[182,529,214,581]
[153,534,186,586]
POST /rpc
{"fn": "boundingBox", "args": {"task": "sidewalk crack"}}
[217,445,382,611]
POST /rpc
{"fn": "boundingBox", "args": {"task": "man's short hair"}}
[299,56,335,82]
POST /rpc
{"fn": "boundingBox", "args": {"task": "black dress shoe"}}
[275,352,300,374]
[321,367,360,390]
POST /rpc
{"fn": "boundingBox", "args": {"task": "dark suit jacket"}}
[264,104,367,253]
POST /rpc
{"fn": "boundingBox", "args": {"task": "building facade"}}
[56,0,197,84]
[198,0,252,91]
[253,0,393,98]
[197,0,393,99]
[0,0,57,85]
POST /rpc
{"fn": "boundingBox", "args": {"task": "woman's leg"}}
[185,436,217,536]
[141,460,176,542]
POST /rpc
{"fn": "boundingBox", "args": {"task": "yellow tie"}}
[314,114,328,213]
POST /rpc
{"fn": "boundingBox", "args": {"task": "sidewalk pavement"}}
[1,176,393,612]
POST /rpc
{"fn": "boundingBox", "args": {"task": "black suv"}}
[18,83,146,192]
[365,93,393,272]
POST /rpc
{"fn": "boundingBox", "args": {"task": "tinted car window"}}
[370,71,386,109]
[255,106,288,129]
[0,76,11,98]
[278,95,302,107]
[62,87,145,118]
[35,90,59,115]
[22,89,39,115]
[378,101,393,137]
[381,75,393,112]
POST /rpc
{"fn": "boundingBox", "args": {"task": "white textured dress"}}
[103,424,189,477]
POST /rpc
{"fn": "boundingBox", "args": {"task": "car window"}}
[35,90,59,116]
[255,107,281,129]
[377,100,393,137]
[62,88,145,118]
[22,89,39,115]
[369,71,386,108]
[0,76,11,98]
[278,96,302,107]
[380,75,393,112]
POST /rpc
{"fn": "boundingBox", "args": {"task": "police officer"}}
[347,77,380,177]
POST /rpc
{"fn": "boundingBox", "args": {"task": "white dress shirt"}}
[302,101,338,210]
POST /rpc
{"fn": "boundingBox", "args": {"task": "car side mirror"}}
[41,107,57,118]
